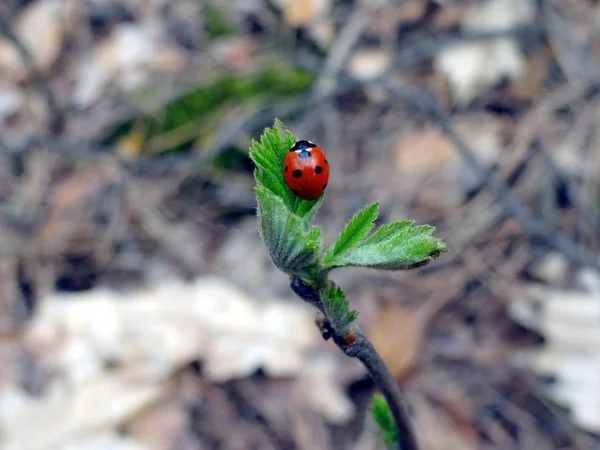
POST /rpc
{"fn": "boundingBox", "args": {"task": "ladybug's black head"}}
[290,140,317,152]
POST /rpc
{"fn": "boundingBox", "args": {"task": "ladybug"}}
[283,140,330,200]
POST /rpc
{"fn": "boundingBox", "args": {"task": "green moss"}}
[104,65,314,156]
[204,5,234,38]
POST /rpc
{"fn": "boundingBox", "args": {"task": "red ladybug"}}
[283,140,330,200]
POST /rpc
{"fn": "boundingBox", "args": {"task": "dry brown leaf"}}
[395,0,428,23]
[368,303,423,380]
[392,129,455,173]
[283,0,329,28]
[412,395,478,450]
[37,162,118,247]
[509,57,545,101]
[432,3,464,28]
[390,117,503,206]
[126,397,187,450]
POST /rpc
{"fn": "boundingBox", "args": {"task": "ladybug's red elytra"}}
[283,140,329,200]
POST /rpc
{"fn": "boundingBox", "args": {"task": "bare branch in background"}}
[381,81,600,272]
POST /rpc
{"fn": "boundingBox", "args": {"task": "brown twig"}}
[290,276,419,450]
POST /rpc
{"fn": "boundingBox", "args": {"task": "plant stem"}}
[351,336,417,450]
[290,276,419,450]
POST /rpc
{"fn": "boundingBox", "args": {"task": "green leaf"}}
[319,285,358,333]
[250,120,324,219]
[361,220,413,246]
[326,221,448,270]
[256,186,322,274]
[295,195,323,224]
[323,202,379,265]
[299,196,323,228]
[371,394,399,445]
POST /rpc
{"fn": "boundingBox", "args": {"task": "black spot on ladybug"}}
[298,150,311,159]
[285,166,288,172]
[324,159,329,165]
[292,170,302,178]
[292,189,299,195]
[314,166,323,174]
[323,183,328,189]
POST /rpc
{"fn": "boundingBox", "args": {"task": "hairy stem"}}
[350,336,416,450]
[290,276,418,450]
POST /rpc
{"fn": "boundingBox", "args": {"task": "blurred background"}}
[0,0,599,449]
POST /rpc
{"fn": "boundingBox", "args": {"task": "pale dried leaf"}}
[530,253,569,284]
[576,268,600,293]
[126,398,187,450]
[434,0,534,104]
[347,49,391,82]
[61,433,149,450]
[434,39,524,105]
[455,117,503,192]
[4,277,323,448]
[26,277,317,383]
[0,376,161,450]
[73,21,183,106]
[307,19,335,48]
[0,84,24,121]
[296,352,354,423]
[510,284,600,433]
[0,0,67,79]
[463,0,534,32]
